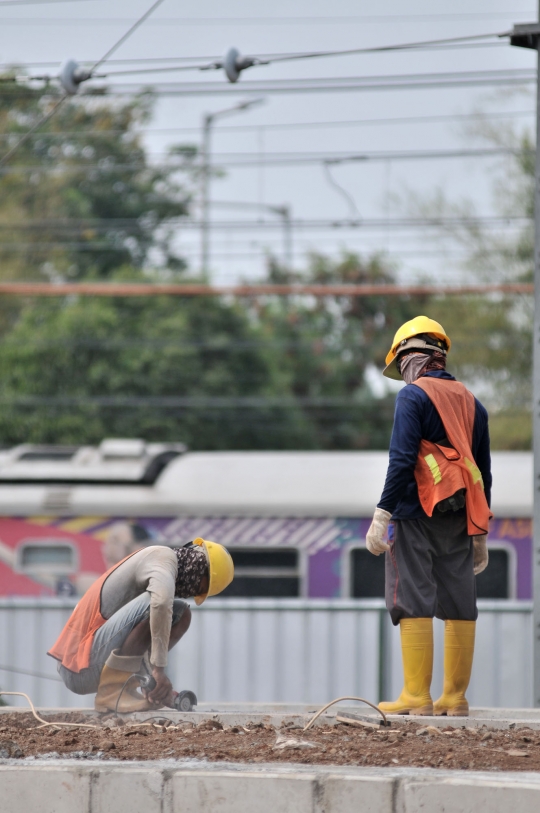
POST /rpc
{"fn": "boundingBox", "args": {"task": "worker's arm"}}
[135,547,178,668]
[135,546,178,706]
[472,399,492,508]
[377,387,425,514]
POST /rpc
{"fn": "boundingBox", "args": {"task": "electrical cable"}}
[76,69,536,98]
[303,696,388,731]
[323,162,361,221]
[0,96,67,168]
[0,0,92,5]
[0,108,533,139]
[89,0,166,76]
[0,691,99,729]
[252,31,508,64]
[0,664,62,682]
[0,0,168,167]
[0,11,529,23]
[99,39,510,79]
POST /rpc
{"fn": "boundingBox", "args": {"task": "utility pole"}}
[200,99,264,275]
[510,15,540,707]
[209,200,293,270]
[270,205,293,269]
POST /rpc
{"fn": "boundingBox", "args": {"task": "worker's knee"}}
[177,605,192,633]
[170,605,191,646]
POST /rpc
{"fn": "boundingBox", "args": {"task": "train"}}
[0,438,531,601]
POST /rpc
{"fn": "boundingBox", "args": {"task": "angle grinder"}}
[137,674,198,712]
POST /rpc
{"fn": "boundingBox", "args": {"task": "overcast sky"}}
[0,0,537,285]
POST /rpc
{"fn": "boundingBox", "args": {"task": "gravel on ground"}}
[0,712,539,771]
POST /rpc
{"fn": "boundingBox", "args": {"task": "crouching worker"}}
[48,538,234,713]
[367,316,491,717]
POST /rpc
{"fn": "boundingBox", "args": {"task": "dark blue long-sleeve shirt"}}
[377,370,491,519]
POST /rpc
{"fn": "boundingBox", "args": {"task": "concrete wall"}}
[1,761,540,813]
[0,599,532,709]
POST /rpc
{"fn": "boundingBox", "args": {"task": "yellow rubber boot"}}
[94,649,155,713]
[379,618,434,716]
[433,620,475,717]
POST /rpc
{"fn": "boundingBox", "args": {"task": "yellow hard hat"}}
[383,316,451,380]
[193,537,234,605]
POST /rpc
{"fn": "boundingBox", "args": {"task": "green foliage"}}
[0,276,316,449]
[0,255,414,450]
[0,80,194,282]
[248,252,423,449]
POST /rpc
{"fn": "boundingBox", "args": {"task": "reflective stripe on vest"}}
[424,453,442,485]
[412,377,492,536]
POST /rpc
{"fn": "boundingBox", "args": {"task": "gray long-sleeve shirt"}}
[100,545,179,667]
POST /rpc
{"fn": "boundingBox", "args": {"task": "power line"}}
[0,0,167,167]
[0,0,92,5]
[0,216,529,234]
[0,281,529,298]
[0,12,529,23]
[90,0,166,76]
[0,146,532,175]
[0,109,533,141]
[78,68,536,98]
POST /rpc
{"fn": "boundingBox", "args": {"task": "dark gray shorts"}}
[385,509,477,625]
[57,593,189,695]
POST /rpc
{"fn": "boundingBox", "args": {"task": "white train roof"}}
[0,443,531,518]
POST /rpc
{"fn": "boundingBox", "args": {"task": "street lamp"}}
[210,200,293,269]
[200,98,264,274]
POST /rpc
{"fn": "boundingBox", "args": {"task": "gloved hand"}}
[473,535,489,575]
[366,508,392,556]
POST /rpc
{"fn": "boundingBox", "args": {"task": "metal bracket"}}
[509,23,540,50]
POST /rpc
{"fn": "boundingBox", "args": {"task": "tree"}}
[0,79,424,451]
[397,116,534,449]
[0,279,318,449]
[249,252,425,449]
[0,78,195,283]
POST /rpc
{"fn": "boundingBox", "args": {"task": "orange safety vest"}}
[412,377,492,536]
[48,552,138,673]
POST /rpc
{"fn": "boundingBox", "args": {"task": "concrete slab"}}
[1,760,540,813]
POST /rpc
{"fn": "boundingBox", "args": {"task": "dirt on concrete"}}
[1,712,540,772]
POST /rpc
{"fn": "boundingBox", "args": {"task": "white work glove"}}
[366,508,392,556]
[473,535,489,575]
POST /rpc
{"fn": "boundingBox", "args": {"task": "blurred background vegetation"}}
[0,81,532,450]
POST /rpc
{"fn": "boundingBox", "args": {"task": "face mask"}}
[398,352,431,385]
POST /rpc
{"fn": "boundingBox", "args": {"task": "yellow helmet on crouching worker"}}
[193,537,234,605]
[383,316,451,381]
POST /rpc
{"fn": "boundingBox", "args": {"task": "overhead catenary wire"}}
[0,108,534,140]
[0,282,528,299]
[0,146,533,175]
[66,68,536,98]
[0,0,168,167]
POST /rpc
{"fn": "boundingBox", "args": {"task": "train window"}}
[18,449,77,461]
[476,548,510,599]
[220,548,300,598]
[350,547,386,598]
[16,540,77,574]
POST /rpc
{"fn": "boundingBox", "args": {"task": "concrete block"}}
[171,769,316,813]
[322,774,395,813]
[403,777,540,813]
[92,767,164,813]
[0,765,91,813]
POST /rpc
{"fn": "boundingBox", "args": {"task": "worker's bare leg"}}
[119,606,192,657]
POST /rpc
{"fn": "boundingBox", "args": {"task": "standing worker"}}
[366,316,491,716]
[48,538,234,712]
